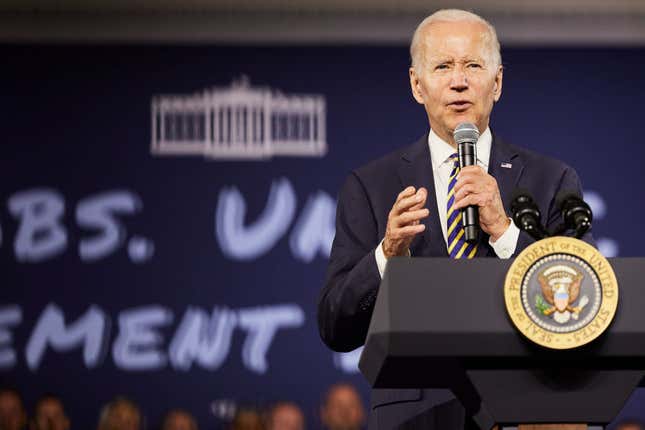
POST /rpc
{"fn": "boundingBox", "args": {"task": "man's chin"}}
[450,112,484,133]
[448,116,479,131]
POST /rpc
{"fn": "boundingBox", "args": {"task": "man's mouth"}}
[448,101,472,111]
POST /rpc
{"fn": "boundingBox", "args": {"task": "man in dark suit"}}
[317,8,592,430]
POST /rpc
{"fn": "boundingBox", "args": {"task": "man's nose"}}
[450,67,468,91]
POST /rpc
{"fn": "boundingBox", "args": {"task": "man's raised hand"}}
[382,186,429,258]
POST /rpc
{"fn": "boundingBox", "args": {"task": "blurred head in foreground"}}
[320,383,365,430]
[162,409,198,430]
[230,407,263,430]
[97,397,141,430]
[266,402,304,430]
[615,420,645,430]
[31,394,69,430]
[0,388,26,430]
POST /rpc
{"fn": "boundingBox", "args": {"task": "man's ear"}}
[409,68,425,105]
[493,65,503,102]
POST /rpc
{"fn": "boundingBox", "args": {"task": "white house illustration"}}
[151,77,327,160]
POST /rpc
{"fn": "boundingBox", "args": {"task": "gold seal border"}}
[504,237,618,350]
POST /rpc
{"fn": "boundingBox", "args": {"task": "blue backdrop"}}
[1,45,644,429]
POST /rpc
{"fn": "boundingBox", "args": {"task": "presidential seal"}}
[504,236,618,349]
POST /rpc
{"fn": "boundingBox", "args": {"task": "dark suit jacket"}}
[318,132,593,429]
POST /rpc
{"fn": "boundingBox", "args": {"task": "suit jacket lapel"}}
[397,133,448,256]
[481,134,524,256]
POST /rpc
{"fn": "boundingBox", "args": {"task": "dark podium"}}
[359,257,645,428]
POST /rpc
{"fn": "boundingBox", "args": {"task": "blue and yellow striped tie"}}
[446,153,478,259]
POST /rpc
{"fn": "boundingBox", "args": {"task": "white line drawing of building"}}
[151,76,327,160]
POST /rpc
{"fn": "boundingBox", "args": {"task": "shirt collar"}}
[428,127,492,171]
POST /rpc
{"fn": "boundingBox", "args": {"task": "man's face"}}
[0,391,26,430]
[34,398,70,430]
[409,20,503,144]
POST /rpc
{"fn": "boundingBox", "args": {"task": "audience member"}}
[320,383,365,430]
[0,388,27,430]
[97,396,141,430]
[31,394,69,430]
[162,409,198,430]
[230,407,264,430]
[615,420,645,430]
[266,402,304,430]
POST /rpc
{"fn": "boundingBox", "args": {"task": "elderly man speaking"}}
[318,8,592,430]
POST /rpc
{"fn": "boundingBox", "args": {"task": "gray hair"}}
[410,9,502,73]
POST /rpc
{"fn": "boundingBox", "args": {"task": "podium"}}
[359,257,645,428]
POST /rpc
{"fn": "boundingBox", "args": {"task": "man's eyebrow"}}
[464,57,484,62]
[427,57,454,64]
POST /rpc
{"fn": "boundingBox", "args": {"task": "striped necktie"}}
[446,153,478,259]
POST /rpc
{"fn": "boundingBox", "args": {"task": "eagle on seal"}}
[537,265,585,323]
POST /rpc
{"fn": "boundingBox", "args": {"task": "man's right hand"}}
[382,186,429,258]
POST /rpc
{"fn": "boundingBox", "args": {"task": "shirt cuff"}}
[489,218,520,259]
[375,239,388,278]
[374,239,411,278]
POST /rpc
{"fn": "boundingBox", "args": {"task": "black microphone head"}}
[511,188,534,210]
[453,123,479,144]
[555,189,593,239]
[509,188,547,240]
[555,190,583,212]
[510,188,539,220]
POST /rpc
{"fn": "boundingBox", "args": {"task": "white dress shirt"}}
[374,128,520,277]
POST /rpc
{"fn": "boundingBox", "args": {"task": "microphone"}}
[555,191,593,239]
[453,123,480,243]
[510,189,549,240]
